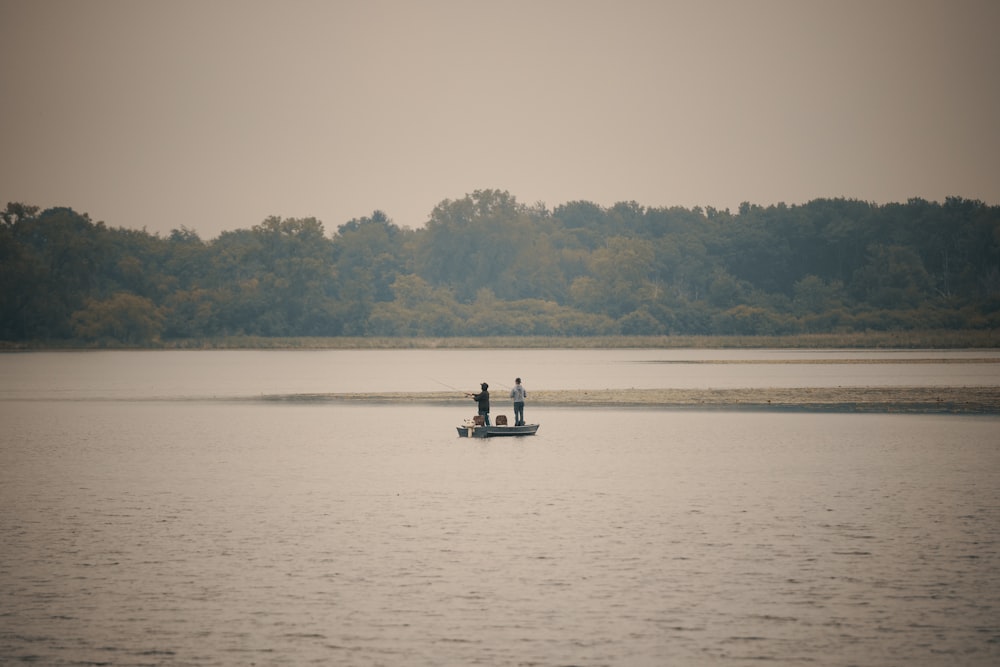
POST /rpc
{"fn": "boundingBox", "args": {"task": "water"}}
[1,348,998,401]
[1,350,999,665]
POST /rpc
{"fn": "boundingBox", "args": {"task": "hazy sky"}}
[2,0,998,239]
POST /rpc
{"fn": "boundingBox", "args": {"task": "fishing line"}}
[428,377,466,393]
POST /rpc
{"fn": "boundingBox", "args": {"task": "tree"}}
[570,237,655,317]
[5,207,110,338]
[207,217,338,335]
[707,269,746,309]
[0,204,43,338]
[71,292,164,344]
[4,193,1000,342]
[368,274,463,336]
[416,190,537,301]
[854,244,932,308]
[792,275,845,315]
[619,309,662,335]
[333,211,409,303]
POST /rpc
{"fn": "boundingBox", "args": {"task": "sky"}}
[2,0,998,239]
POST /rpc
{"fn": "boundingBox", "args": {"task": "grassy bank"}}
[2,329,998,351]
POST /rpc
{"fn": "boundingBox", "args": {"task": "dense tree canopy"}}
[2,192,998,343]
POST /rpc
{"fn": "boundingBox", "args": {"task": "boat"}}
[456,417,539,438]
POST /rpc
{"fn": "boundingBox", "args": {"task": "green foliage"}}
[1,206,108,338]
[793,275,845,315]
[71,292,164,344]
[2,194,999,343]
[619,309,663,336]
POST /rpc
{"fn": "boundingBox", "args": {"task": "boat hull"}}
[456,424,539,438]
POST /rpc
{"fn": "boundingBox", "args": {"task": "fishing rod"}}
[430,376,512,396]
[428,377,470,394]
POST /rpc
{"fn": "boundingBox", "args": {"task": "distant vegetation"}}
[2,191,998,346]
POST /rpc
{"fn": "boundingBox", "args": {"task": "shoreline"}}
[262,386,1000,415]
[3,330,998,351]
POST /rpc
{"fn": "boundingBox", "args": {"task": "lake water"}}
[1,349,999,665]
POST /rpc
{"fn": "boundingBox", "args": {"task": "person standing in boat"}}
[510,377,527,426]
[469,382,491,425]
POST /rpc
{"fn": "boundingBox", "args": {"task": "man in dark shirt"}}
[470,382,491,426]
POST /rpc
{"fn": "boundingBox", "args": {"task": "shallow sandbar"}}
[263,386,1000,414]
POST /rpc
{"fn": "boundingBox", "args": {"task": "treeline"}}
[1,191,998,343]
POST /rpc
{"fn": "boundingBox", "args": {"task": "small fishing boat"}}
[456,416,539,438]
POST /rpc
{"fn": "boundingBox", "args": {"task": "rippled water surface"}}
[1,351,999,665]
